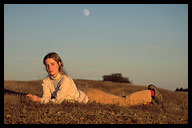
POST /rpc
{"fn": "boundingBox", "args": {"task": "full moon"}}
[83,9,90,16]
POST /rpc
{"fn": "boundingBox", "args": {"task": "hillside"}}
[4,79,188,124]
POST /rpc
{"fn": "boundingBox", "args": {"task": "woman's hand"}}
[26,94,42,102]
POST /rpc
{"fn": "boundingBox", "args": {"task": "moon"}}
[83,9,90,16]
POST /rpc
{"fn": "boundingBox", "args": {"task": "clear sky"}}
[4,4,188,91]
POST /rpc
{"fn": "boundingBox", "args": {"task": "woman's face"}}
[45,58,61,78]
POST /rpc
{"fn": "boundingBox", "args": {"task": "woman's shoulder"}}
[42,75,50,82]
[60,74,71,80]
[60,74,75,82]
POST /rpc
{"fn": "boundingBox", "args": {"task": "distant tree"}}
[180,87,183,91]
[175,87,188,92]
[103,73,132,84]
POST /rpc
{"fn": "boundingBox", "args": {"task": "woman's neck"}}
[50,72,60,80]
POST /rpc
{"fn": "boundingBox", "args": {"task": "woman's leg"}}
[85,89,125,106]
[85,89,152,106]
[125,90,152,106]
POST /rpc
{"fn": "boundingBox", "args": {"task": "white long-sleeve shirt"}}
[41,73,88,104]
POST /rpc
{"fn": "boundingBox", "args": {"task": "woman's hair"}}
[43,52,68,76]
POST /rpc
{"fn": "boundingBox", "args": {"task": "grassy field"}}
[4,79,188,124]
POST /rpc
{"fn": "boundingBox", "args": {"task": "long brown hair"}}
[43,52,68,76]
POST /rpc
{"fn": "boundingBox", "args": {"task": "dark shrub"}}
[103,73,132,84]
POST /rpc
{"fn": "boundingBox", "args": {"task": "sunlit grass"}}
[4,80,188,124]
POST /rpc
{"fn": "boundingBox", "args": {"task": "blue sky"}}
[4,4,188,91]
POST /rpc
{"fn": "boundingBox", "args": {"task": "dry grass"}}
[4,79,188,124]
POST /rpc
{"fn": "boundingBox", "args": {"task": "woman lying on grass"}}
[26,52,163,107]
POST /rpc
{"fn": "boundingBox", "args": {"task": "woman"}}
[27,52,163,106]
